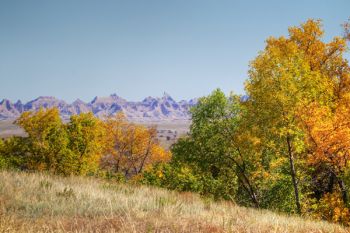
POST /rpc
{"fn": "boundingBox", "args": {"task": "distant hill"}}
[0,93,197,122]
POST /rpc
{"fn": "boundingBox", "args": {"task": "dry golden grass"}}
[0,170,348,233]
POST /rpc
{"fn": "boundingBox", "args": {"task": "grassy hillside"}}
[0,170,348,233]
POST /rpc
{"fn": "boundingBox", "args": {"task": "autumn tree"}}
[13,108,108,175]
[64,112,106,175]
[245,19,349,214]
[15,108,68,172]
[103,113,170,178]
[297,93,350,223]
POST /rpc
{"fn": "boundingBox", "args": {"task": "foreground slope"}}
[0,171,347,233]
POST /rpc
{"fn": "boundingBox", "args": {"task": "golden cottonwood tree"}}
[103,113,171,177]
[15,109,107,175]
[15,108,68,172]
[245,19,349,214]
[297,93,350,223]
[64,112,106,175]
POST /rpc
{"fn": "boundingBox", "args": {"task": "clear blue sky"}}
[1,0,349,103]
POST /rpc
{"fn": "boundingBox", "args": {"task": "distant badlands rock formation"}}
[0,93,197,122]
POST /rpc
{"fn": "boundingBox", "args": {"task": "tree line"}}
[0,109,170,178]
[142,19,350,225]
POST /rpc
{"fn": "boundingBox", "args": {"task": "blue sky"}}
[0,0,349,103]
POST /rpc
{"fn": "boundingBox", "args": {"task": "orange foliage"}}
[299,94,350,172]
[103,113,171,177]
[313,192,350,224]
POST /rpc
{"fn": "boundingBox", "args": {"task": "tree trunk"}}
[228,154,259,208]
[287,135,302,214]
[237,175,259,208]
[326,172,336,193]
[241,172,259,208]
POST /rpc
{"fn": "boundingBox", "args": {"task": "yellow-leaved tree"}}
[15,108,107,175]
[102,113,171,178]
[245,19,349,214]
[15,108,68,172]
[64,112,107,175]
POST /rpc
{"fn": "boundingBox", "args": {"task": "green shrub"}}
[141,162,203,193]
